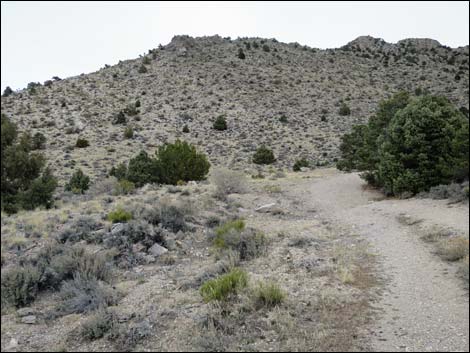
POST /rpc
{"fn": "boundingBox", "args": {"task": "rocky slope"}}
[1,35,468,184]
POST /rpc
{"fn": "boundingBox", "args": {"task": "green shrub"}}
[65,169,90,194]
[215,219,246,240]
[113,111,127,125]
[19,167,58,210]
[200,268,248,302]
[81,309,118,340]
[279,115,288,123]
[253,146,276,165]
[253,281,286,308]
[338,102,351,116]
[213,115,228,131]
[109,163,128,181]
[123,141,210,187]
[293,158,310,171]
[75,138,90,148]
[213,220,266,260]
[337,93,469,195]
[124,126,134,139]
[142,56,151,65]
[56,275,118,315]
[182,125,190,133]
[32,132,47,150]
[114,179,135,195]
[126,151,159,187]
[155,140,210,185]
[107,207,132,223]
[237,48,246,59]
[1,265,41,308]
[1,115,57,213]
[2,86,13,97]
[138,65,148,73]
[262,44,270,52]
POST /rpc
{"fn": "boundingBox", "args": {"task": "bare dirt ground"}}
[290,169,469,352]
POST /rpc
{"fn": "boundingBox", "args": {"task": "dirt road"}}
[292,170,469,352]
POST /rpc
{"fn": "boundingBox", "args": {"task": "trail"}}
[294,170,469,352]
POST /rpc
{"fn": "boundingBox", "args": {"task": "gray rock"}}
[255,203,277,213]
[6,338,18,350]
[111,222,126,235]
[148,243,168,257]
[17,308,35,317]
[21,315,37,324]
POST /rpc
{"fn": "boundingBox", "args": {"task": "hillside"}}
[1,35,469,185]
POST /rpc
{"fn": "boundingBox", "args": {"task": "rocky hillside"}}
[1,35,469,184]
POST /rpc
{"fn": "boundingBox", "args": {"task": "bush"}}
[32,132,46,150]
[262,44,270,52]
[81,309,118,340]
[75,138,90,148]
[107,207,132,223]
[109,163,128,181]
[182,125,190,133]
[2,86,13,97]
[337,93,469,195]
[200,268,248,302]
[214,220,266,260]
[1,265,41,308]
[211,168,247,200]
[56,275,118,315]
[279,115,288,123]
[113,111,127,125]
[157,199,188,232]
[436,237,469,262]
[65,169,90,194]
[114,179,135,195]
[1,115,57,213]
[138,65,148,73]
[293,158,310,171]
[253,146,276,165]
[19,167,58,210]
[237,48,246,59]
[124,126,134,139]
[155,140,210,185]
[338,102,351,116]
[123,141,210,187]
[253,281,286,308]
[126,151,158,187]
[213,115,228,131]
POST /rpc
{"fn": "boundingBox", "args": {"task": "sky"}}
[1,1,469,91]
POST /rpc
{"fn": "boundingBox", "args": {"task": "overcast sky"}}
[2,1,469,91]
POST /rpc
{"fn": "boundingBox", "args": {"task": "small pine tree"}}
[124,126,134,139]
[113,111,127,125]
[32,132,46,150]
[237,48,246,60]
[75,138,90,148]
[65,169,90,194]
[2,86,13,97]
[293,158,310,171]
[253,146,276,165]
[213,115,228,131]
[339,102,351,116]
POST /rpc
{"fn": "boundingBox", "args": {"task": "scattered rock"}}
[111,223,126,235]
[148,243,168,257]
[255,203,277,213]
[6,338,18,350]
[20,315,37,324]
[16,308,35,317]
